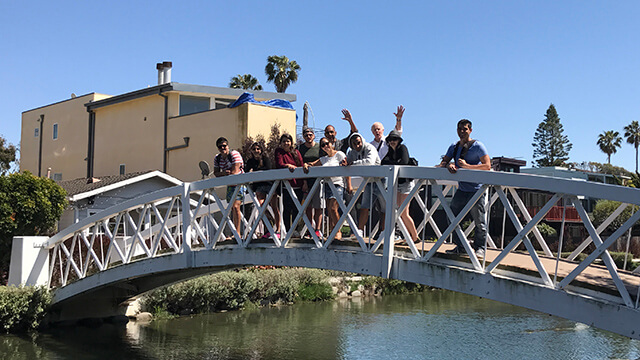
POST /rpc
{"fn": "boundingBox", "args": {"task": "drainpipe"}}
[159,90,169,173]
[37,114,44,176]
[86,109,95,178]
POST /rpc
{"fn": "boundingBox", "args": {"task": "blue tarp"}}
[228,92,295,110]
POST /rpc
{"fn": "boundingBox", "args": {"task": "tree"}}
[597,130,622,164]
[229,74,263,91]
[624,120,640,173]
[0,136,16,175]
[265,55,301,93]
[532,104,572,167]
[0,172,67,281]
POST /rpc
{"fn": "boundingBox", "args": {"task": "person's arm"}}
[397,145,410,165]
[275,148,287,169]
[394,105,404,133]
[303,159,322,172]
[341,109,358,134]
[346,176,352,193]
[213,155,229,177]
[458,155,491,171]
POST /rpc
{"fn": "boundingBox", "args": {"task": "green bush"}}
[591,200,639,233]
[142,268,334,316]
[537,223,557,238]
[0,286,51,333]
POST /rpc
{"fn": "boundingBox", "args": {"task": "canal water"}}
[2,290,640,360]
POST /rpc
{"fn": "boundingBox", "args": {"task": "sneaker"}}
[445,247,463,254]
[475,248,485,259]
[262,232,271,239]
[352,229,364,239]
[315,230,323,238]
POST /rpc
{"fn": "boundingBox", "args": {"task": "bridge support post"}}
[182,182,193,267]
[382,166,398,278]
[8,236,49,287]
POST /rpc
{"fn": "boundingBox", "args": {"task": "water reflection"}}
[2,291,640,359]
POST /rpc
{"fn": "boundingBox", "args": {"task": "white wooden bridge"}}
[9,166,640,339]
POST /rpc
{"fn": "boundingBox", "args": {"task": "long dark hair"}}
[279,133,301,166]
[249,141,266,168]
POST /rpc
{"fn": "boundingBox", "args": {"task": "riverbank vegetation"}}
[0,286,51,333]
[141,267,430,318]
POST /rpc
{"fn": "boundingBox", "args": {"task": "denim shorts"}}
[226,185,247,203]
[324,184,344,201]
[397,179,416,195]
[361,182,385,209]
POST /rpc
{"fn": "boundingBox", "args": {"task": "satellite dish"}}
[199,161,211,179]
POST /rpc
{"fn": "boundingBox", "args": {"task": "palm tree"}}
[229,74,263,91]
[597,130,622,164]
[265,55,301,93]
[624,120,640,173]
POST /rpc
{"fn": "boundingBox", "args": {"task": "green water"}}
[2,290,640,359]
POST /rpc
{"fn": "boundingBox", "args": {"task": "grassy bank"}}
[141,268,430,318]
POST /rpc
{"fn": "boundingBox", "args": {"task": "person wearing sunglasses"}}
[213,136,245,239]
[304,138,349,240]
[381,130,419,244]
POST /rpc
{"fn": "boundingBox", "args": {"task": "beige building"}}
[21,71,297,182]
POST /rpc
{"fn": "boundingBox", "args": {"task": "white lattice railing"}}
[45,166,640,307]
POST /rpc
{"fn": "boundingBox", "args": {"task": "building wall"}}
[246,103,296,139]
[92,95,165,177]
[20,93,111,180]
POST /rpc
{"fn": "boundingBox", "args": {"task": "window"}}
[52,123,58,140]
[34,128,39,137]
[53,173,62,181]
[215,98,233,109]
[119,164,125,175]
[179,95,210,116]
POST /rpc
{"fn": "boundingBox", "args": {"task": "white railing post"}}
[382,166,398,278]
[181,182,193,261]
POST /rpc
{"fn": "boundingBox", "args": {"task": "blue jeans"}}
[449,189,487,250]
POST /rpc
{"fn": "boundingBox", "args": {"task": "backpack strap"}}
[453,140,476,161]
[376,140,383,152]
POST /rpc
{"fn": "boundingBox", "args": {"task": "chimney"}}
[162,61,172,83]
[156,63,165,85]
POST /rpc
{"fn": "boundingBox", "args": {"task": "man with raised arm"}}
[322,109,358,156]
[370,105,405,159]
[438,119,491,258]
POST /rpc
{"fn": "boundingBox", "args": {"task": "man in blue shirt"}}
[438,119,491,258]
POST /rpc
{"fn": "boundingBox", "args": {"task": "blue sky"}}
[2,1,639,172]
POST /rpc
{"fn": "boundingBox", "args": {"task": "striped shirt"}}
[214,150,244,174]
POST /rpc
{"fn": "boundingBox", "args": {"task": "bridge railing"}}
[44,166,640,308]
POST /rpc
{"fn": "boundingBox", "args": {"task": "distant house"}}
[21,62,297,182]
[56,170,183,230]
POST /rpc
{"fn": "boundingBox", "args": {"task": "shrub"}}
[141,268,334,316]
[0,286,51,333]
[591,200,639,234]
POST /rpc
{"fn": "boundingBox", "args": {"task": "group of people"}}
[212,107,490,258]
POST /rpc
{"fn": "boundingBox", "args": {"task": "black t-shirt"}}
[245,154,273,190]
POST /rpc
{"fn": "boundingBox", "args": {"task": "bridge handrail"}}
[47,166,639,250]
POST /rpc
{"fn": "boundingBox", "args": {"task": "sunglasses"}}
[217,144,228,149]
[320,142,330,147]
[304,132,314,137]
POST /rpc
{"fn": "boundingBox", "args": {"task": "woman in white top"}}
[304,137,349,240]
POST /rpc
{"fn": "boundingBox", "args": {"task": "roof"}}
[85,82,296,110]
[57,170,183,201]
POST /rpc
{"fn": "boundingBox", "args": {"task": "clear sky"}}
[2,1,639,172]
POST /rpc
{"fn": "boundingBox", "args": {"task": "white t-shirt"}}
[370,127,403,159]
[320,151,346,187]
